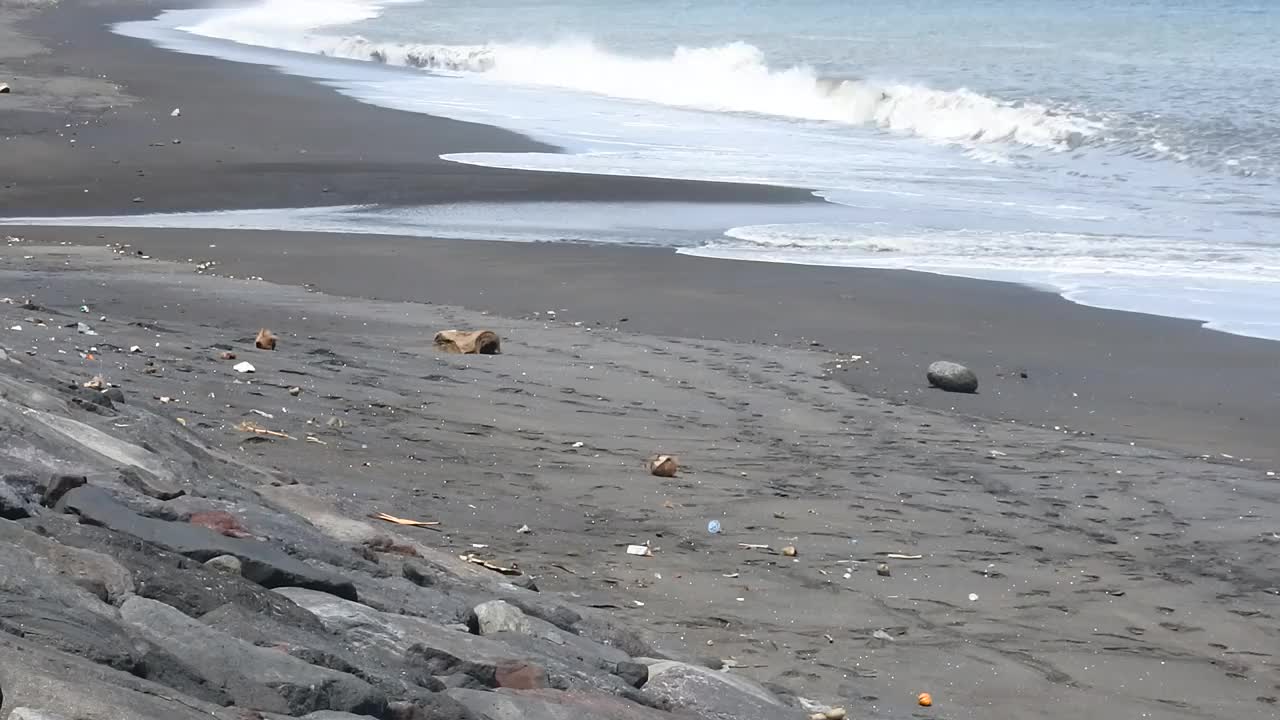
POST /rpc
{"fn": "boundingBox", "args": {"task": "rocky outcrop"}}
[119,595,387,716]
[642,660,809,720]
[57,485,357,599]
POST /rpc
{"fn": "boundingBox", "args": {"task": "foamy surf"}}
[99,0,1280,344]
[178,0,1098,152]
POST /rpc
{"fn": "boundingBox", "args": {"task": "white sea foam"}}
[179,0,1098,151]
[709,224,1280,283]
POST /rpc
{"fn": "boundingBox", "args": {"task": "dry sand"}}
[2,237,1277,720]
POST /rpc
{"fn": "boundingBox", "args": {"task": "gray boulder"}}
[0,473,42,519]
[29,512,324,628]
[926,360,979,393]
[0,518,134,604]
[118,466,185,501]
[643,660,807,720]
[0,633,231,720]
[204,554,243,575]
[57,485,357,599]
[119,595,386,716]
[472,599,630,670]
[474,599,534,635]
[447,688,673,720]
[9,709,72,720]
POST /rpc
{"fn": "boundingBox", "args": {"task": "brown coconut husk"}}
[434,329,501,355]
[647,454,679,478]
[255,328,277,350]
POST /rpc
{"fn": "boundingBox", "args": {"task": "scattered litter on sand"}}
[234,420,293,439]
[460,554,521,575]
[626,544,653,557]
[371,512,440,528]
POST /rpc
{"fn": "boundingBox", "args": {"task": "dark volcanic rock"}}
[119,466,185,501]
[0,473,42,519]
[613,661,649,688]
[0,633,232,719]
[57,485,357,600]
[926,360,979,394]
[26,514,328,627]
[42,474,86,508]
[121,595,387,716]
[448,688,677,720]
[0,532,225,704]
[642,660,805,720]
[0,519,133,604]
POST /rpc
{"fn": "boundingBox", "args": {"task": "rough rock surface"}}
[643,661,808,720]
[58,485,357,599]
[119,595,387,716]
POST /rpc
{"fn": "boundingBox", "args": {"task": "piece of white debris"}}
[171,107,181,117]
[968,593,980,602]
[232,361,255,373]
[129,345,142,353]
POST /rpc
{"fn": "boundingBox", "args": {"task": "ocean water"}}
[18,0,1280,338]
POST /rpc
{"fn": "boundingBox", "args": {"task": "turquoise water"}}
[14,0,1280,338]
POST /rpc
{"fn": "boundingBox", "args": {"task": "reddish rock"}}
[189,510,252,538]
[494,661,547,690]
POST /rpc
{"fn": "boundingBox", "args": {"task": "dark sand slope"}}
[13,224,1280,468]
[1,240,1278,720]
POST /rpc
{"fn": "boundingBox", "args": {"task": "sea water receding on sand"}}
[99,0,1280,341]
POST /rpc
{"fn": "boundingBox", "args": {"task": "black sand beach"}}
[2,2,1279,719]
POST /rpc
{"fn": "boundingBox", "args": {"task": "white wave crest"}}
[181,0,1099,151]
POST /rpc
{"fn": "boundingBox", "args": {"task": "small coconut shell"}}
[255,328,277,350]
[648,454,678,478]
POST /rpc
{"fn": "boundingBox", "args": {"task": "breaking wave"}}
[180,0,1099,151]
